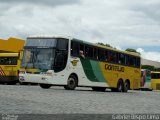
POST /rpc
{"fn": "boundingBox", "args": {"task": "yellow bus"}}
[0,37,25,84]
[0,53,21,84]
[0,37,25,53]
[151,71,160,90]
[19,36,141,92]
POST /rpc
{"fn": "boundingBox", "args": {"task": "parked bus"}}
[140,69,152,90]
[19,36,141,92]
[0,53,21,84]
[0,37,25,53]
[0,37,25,84]
[151,71,160,90]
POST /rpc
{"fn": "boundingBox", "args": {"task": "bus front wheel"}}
[39,84,52,89]
[64,75,78,90]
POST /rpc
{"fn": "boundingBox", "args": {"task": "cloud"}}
[0,0,80,7]
[137,48,160,62]
[129,0,160,23]
[0,0,160,49]
[0,0,160,63]
[0,0,80,16]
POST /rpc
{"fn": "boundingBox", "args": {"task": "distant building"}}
[142,58,160,68]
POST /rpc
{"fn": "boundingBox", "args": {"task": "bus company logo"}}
[105,64,124,72]
[71,60,79,66]
[0,67,5,75]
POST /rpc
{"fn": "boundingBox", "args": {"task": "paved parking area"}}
[0,85,160,114]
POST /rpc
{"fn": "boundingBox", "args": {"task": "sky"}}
[0,0,160,61]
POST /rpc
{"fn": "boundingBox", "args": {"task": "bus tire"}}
[64,75,78,90]
[117,80,124,92]
[123,80,130,92]
[92,87,106,92]
[39,84,52,89]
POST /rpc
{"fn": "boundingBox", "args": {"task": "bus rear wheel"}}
[123,81,130,92]
[39,84,52,89]
[64,75,78,90]
[92,87,106,92]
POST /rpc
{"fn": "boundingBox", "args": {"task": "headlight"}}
[19,76,25,81]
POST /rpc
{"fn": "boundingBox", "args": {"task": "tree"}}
[125,48,138,53]
[155,68,160,71]
[142,65,155,71]
[97,42,112,48]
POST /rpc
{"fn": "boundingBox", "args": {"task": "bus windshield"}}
[21,37,69,71]
[22,48,55,70]
[151,73,160,79]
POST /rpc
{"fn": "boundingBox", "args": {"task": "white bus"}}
[19,36,141,92]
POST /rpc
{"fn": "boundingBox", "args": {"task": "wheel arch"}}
[118,78,124,83]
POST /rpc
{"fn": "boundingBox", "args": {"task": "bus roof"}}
[151,71,160,74]
[27,36,140,57]
[0,38,25,53]
[0,53,19,57]
[141,69,151,71]
[27,35,71,40]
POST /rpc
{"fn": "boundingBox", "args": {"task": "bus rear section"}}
[151,71,160,90]
[0,53,20,84]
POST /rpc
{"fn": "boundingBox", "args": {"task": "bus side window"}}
[85,45,94,58]
[126,55,131,66]
[158,74,160,79]
[80,44,84,52]
[118,53,125,65]
[127,56,130,66]
[133,57,136,67]
[129,56,132,66]
[85,46,89,57]
[136,57,140,68]
[98,49,107,61]
[104,50,108,61]
[93,48,98,60]
[128,56,136,67]
[109,51,117,63]
[71,41,79,57]
[57,38,68,50]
